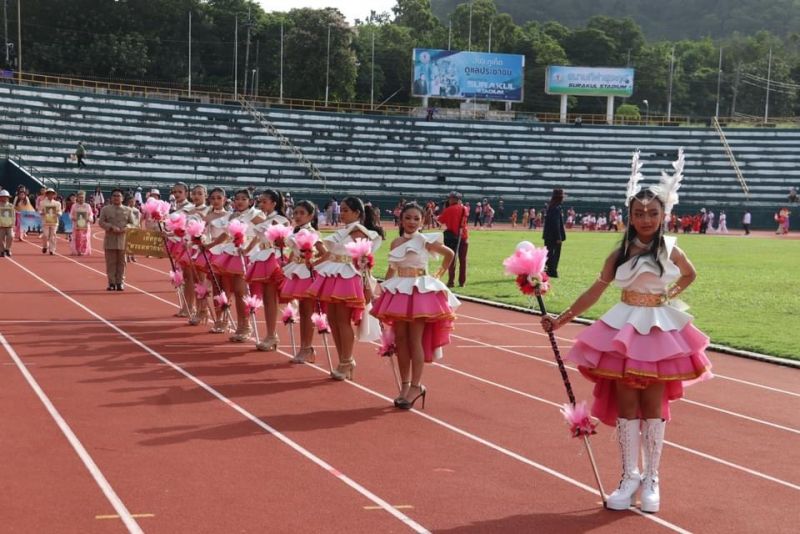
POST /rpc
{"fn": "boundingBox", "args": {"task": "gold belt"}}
[396,267,427,278]
[621,290,666,307]
[293,256,309,264]
[328,253,352,264]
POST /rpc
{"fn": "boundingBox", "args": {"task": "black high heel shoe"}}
[394,382,411,407]
[396,384,426,410]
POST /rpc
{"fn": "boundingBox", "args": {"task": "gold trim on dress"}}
[396,267,427,277]
[621,290,666,307]
[327,253,352,264]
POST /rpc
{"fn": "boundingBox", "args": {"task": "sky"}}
[256,1,397,24]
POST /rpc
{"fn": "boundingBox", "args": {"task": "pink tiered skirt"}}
[211,252,246,275]
[371,288,456,363]
[166,240,190,265]
[281,275,314,301]
[306,274,365,323]
[246,256,285,286]
[567,320,713,427]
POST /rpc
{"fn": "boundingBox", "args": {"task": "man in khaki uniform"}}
[98,189,135,291]
[0,190,14,256]
[39,187,62,255]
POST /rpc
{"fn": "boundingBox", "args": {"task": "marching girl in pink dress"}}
[371,202,459,409]
[541,150,712,514]
[306,197,384,380]
[202,188,231,334]
[166,182,195,318]
[207,189,265,342]
[244,189,290,351]
[280,200,320,363]
[69,191,94,256]
[185,185,211,325]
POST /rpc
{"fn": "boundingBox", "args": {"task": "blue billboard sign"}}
[412,49,525,102]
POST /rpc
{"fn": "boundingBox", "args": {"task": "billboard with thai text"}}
[545,66,634,97]
[411,49,525,102]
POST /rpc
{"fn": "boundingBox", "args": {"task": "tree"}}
[283,9,357,102]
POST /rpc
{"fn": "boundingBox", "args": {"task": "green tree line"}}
[4,0,800,118]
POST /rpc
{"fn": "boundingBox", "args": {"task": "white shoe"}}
[606,418,642,511]
[640,418,666,513]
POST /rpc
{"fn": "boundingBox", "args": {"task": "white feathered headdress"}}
[625,149,644,206]
[653,148,684,216]
[624,148,685,216]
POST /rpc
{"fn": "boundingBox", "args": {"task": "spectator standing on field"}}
[542,188,567,278]
[438,191,469,288]
[742,210,751,235]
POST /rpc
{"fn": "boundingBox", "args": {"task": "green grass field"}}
[372,229,800,359]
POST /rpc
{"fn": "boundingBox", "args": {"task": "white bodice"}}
[602,236,691,334]
[316,222,382,279]
[282,225,318,279]
[249,212,291,262]
[380,232,460,310]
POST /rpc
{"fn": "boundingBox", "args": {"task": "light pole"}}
[188,11,192,96]
[279,22,284,103]
[643,99,649,123]
[325,24,331,106]
[468,1,473,52]
[3,0,8,66]
[370,29,375,110]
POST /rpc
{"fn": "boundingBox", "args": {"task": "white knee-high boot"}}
[606,418,642,510]
[640,418,666,513]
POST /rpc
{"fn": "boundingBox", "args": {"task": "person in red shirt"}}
[437,191,470,287]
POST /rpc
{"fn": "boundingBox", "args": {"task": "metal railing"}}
[237,95,326,188]
[712,116,750,196]
[6,70,800,127]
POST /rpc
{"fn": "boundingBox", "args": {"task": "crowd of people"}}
[1,170,732,516]
[80,184,460,410]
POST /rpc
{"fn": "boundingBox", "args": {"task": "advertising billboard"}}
[411,48,525,102]
[545,66,634,97]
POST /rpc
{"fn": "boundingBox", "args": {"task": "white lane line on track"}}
[458,312,800,398]
[29,244,800,492]
[275,347,692,534]
[8,257,430,534]
[449,330,800,435]
[0,333,143,534]
[24,241,178,308]
[0,320,179,325]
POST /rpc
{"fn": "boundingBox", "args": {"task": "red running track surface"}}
[0,237,798,533]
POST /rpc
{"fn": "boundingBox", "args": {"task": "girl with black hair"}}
[281,200,321,363]
[207,189,266,342]
[165,182,195,319]
[306,196,385,380]
[244,189,290,351]
[541,187,712,514]
[203,188,231,333]
[372,202,459,409]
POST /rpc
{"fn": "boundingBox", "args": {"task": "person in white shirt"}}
[742,210,752,235]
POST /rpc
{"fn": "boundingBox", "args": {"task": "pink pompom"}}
[228,219,247,247]
[281,303,299,325]
[376,327,396,357]
[344,238,372,259]
[311,312,330,334]
[266,224,292,247]
[560,401,598,438]
[142,198,170,221]
[194,282,209,300]
[165,212,187,234]
[294,228,318,252]
[186,219,206,239]
[169,269,184,288]
[244,295,263,315]
[214,292,229,309]
[503,241,548,277]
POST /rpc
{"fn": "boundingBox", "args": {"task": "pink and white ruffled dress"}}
[245,212,290,291]
[306,223,382,323]
[166,201,193,265]
[280,225,319,301]
[567,236,712,427]
[209,208,261,276]
[371,232,461,362]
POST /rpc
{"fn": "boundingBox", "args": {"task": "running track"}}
[1,237,798,533]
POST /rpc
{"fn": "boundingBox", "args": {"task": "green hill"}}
[431,0,800,40]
